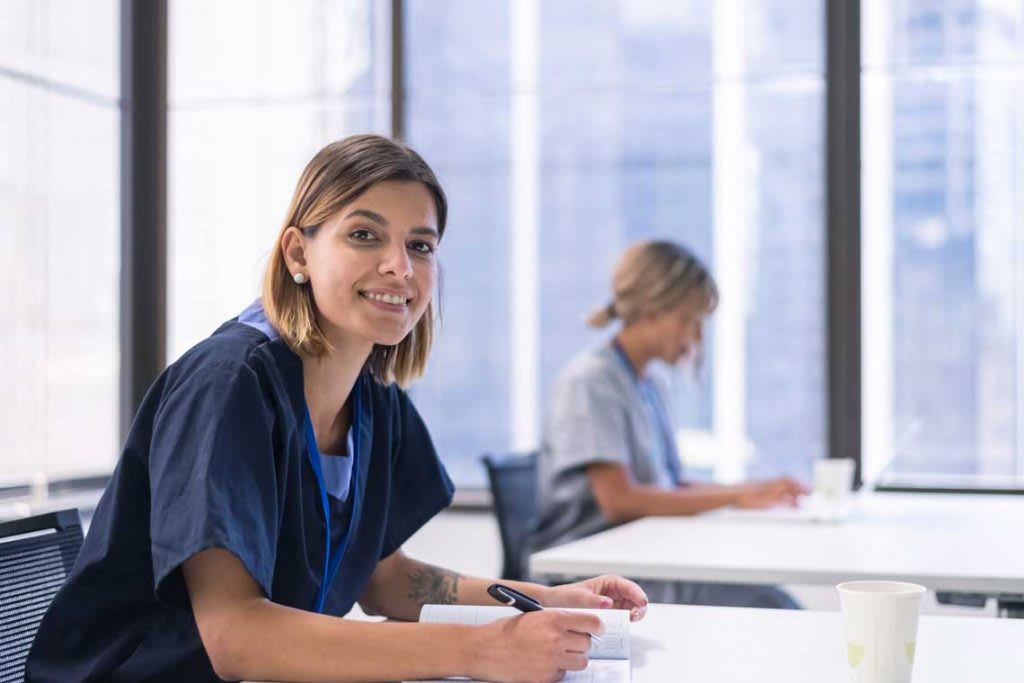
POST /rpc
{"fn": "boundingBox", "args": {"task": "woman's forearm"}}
[185,548,491,681]
[587,463,749,523]
[605,482,746,521]
[204,597,482,682]
[359,551,557,621]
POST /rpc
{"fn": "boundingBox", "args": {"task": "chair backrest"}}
[482,452,538,582]
[0,509,83,683]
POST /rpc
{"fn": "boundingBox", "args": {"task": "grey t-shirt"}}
[534,344,683,550]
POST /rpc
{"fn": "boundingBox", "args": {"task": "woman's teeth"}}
[362,292,408,305]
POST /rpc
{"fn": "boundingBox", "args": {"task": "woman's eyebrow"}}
[345,208,388,225]
[345,210,437,239]
[410,226,440,239]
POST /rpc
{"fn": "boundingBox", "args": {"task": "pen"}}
[487,583,605,645]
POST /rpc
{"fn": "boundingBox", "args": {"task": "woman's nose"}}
[379,243,413,279]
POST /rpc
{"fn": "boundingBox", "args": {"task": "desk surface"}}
[627,603,1024,682]
[246,604,1024,682]
[530,492,1024,593]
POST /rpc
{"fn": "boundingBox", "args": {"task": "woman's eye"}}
[350,229,376,241]
[409,241,436,254]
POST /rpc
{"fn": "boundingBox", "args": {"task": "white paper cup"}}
[837,580,926,683]
[814,458,855,504]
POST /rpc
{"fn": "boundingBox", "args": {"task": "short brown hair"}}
[262,135,447,387]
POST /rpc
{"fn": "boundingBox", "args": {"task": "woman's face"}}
[648,293,709,366]
[285,180,439,348]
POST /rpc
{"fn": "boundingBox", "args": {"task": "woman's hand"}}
[735,477,809,509]
[468,610,603,683]
[543,575,649,622]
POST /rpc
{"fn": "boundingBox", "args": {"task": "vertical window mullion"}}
[119,0,168,442]
[826,0,862,480]
[389,0,404,140]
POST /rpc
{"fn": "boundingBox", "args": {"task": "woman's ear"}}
[280,227,308,275]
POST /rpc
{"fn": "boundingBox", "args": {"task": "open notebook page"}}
[407,605,630,683]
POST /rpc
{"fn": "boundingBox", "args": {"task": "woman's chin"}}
[370,328,413,347]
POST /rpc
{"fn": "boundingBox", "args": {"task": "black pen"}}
[487,583,605,645]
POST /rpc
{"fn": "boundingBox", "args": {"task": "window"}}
[9,1,1016,495]
[0,1,120,482]
[407,0,825,487]
[862,0,1024,487]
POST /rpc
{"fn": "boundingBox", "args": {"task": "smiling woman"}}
[262,137,447,387]
[25,134,648,683]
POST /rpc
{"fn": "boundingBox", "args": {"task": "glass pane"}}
[0,0,119,100]
[0,79,119,482]
[406,0,511,488]
[743,83,826,479]
[537,90,715,433]
[168,0,387,360]
[743,0,824,75]
[538,1,825,482]
[862,0,1024,487]
[171,0,382,101]
[539,1,713,90]
[407,0,825,487]
[864,0,1024,68]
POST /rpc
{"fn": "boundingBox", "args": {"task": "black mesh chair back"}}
[482,452,538,582]
[0,509,83,683]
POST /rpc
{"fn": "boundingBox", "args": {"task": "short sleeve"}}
[548,368,632,472]
[380,391,454,559]
[148,361,280,605]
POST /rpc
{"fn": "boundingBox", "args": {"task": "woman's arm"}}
[183,548,601,683]
[359,549,648,623]
[587,462,807,524]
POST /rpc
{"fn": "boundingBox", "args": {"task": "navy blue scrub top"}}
[26,303,454,682]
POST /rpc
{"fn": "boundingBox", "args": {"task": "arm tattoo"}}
[407,564,461,606]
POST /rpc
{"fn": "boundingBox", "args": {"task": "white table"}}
[530,492,1024,594]
[625,603,1024,681]
[247,604,1024,682]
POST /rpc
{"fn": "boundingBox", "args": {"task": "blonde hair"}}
[262,135,447,387]
[587,240,718,328]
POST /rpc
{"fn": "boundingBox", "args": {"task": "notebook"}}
[408,605,631,683]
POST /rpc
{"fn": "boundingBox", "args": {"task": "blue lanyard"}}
[303,380,363,614]
[609,340,684,486]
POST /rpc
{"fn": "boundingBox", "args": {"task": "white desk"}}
[626,603,1024,682]
[246,604,1024,682]
[530,492,1024,594]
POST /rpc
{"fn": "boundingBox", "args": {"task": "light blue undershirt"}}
[320,429,354,502]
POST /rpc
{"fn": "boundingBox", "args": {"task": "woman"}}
[27,135,647,683]
[534,240,807,608]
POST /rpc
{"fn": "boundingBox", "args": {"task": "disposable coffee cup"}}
[837,580,925,683]
[814,458,855,505]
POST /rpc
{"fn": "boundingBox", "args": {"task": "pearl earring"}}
[293,272,308,284]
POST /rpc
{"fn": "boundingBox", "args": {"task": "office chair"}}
[0,509,84,683]
[481,452,538,582]
[935,591,1024,618]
